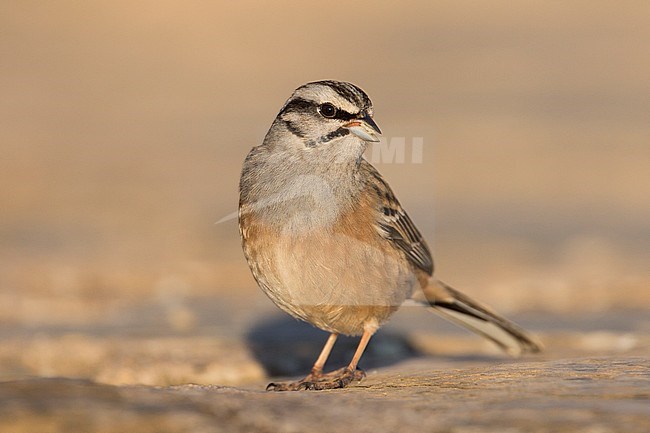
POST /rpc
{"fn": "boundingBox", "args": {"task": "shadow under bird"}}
[238,80,542,391]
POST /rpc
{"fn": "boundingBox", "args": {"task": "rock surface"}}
[1,357,648,433]
[2,307,649,432]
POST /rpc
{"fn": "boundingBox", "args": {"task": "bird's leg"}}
[266,333,338,391]
[314,328,372,387]
[267,329,373,391]
[305,332,338,381]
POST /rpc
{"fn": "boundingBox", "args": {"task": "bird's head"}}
[270,80,382,152]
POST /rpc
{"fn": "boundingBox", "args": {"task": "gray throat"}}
[241,126,367,235]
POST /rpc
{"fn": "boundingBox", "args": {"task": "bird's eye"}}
[318,103,337,118]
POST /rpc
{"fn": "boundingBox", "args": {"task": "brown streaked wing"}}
[362,161,434,275]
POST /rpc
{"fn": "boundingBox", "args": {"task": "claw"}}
[265,368,366,392]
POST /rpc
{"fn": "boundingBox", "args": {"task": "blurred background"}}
[1,1,649,386]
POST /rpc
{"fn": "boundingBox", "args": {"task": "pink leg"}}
[267,329,373,392]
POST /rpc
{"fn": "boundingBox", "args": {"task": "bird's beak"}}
[344,113,382,142]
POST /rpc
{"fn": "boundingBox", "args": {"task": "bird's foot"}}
[266,367,366,391]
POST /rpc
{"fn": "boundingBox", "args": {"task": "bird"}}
[238,80,542,391]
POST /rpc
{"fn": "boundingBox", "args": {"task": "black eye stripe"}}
[280,97,358,121]
[279,97,313,115]
[332,109,356,121]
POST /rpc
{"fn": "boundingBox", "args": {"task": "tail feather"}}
[416,279,543,356]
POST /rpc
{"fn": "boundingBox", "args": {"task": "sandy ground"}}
[1,1,649,432]
[1,304,649,432]
[1,357,649,433]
